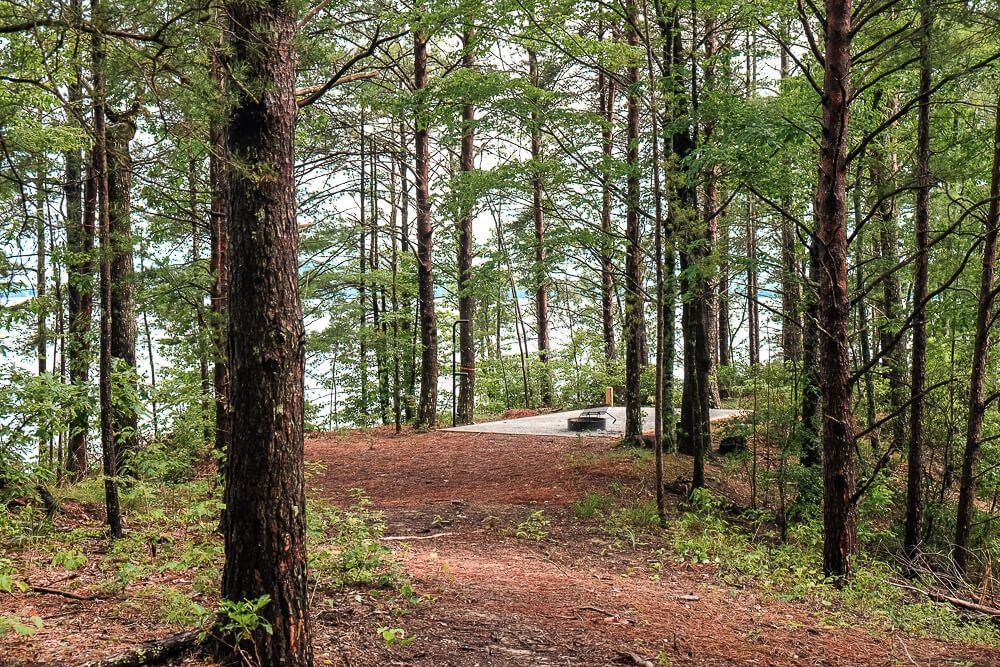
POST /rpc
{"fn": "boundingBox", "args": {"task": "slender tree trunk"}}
[854,187,877,444]
[799,221,821,467]
[398,123,416,422]
[107,115,138,476]
[702,17,721,408]
[36,172,47,379]
[624,2,645,440]
[66,147,96,479]
[746,197,760,366]
[528,49,552,407]
[389,157,402,432]
[817,0,857,581]
[359,117,369,424]
[92,0,122,539]
[717,208,731,369]
[871,92,907,451]
[209,16,231,459]
[191,158,212,446]
[671,6,710,484]
[642,0,667,523]
[906,6,933,562]
[64,0,91,481]
[954,92,1000,573]
[219,0,312,662]
[456,28,476,425]
[598,43,617,364]
[778,43,802,363]
[414,23,438,428]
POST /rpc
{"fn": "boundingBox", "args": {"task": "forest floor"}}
[3,426,1000,665]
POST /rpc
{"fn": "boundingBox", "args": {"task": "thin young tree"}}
[456,27,476,425]
[414,18,439,428]
[623,0,645,442]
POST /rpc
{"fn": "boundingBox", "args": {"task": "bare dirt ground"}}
[3,427,998,666]
[304,428,1000,666]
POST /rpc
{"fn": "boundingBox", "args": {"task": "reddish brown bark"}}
[219,0,312,662]
[954,93,1000,573]
[817,0,857,581]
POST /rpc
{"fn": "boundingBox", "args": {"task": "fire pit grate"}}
[567,415,608,432]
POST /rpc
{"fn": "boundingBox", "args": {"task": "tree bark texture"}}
[220,0,313,662]
[414,24,439,428]
[817,0,858,581]
[624,1,645,439]
[954,92,1000,573]
[456,28,476,425]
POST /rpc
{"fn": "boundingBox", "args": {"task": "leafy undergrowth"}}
[568,463,1000,648]
[0,468,419,655]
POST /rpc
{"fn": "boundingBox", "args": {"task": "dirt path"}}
[306,428,1000,666]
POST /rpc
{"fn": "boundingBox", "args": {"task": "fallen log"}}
[890,580,1000,617]
[79,630,201,667]
[29,585,92,601]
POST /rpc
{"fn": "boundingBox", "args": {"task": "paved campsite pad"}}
[445,406,747,437]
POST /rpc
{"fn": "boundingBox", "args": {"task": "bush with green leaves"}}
[307,490,402,589]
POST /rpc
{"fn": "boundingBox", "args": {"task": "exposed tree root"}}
[79,630,201,667]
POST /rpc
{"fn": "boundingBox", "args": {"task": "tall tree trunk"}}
[209,13,231,460]
[799,221,821,467]
[389,156,402,431]
[528,49,552,407]
[702,16,721,407]
[414,22,439,428]
[92,0,123,539]
[854,186,877,445]
[359,115,369,424]
[398,122,416,422]
[746,197,760,366]
[371,142,391,425]
[871,93,907,451]
[906,5,933,562]
[778,41,802,363]
[954,92,1000,573]
[64,0,91,481]
[36,172,47,379]
[191,158,212,446]
[456,28,476,425]
[66,146,96,479]
[817,0,857,581]
[642,0,667,523]
[598,41,617,364]
[219,0,312,662]
[717,209,731,368]
[624,2,645,440]
[671,6,710,484]
[107,115,138,476]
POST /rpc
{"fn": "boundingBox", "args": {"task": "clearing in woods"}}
[3,426,999,665]
[303,428,1000,666]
